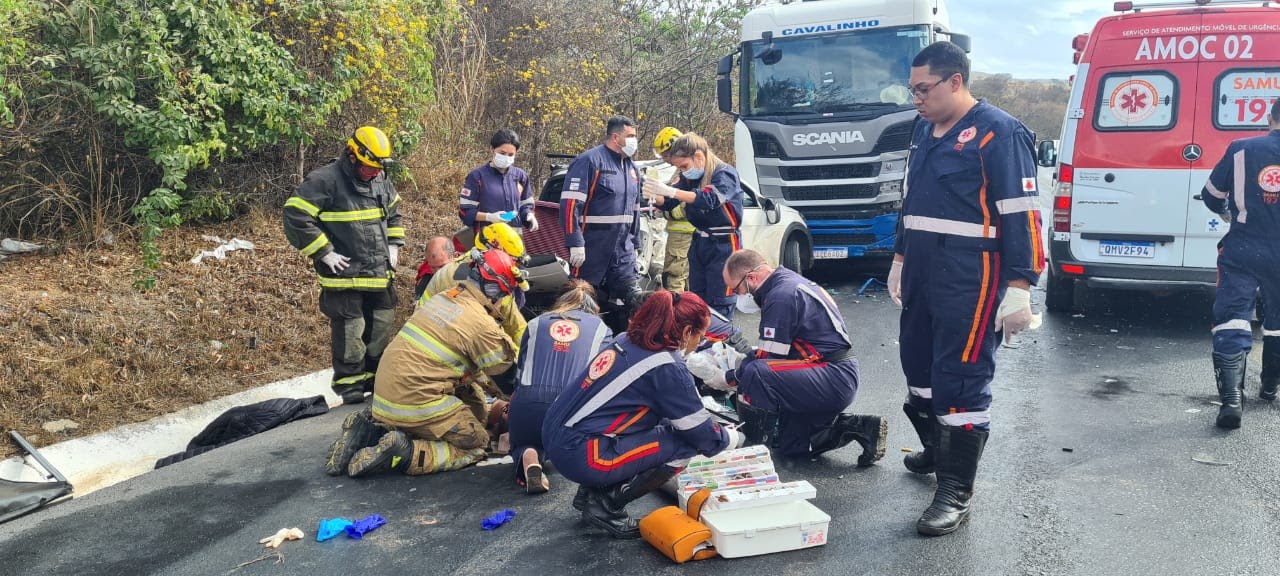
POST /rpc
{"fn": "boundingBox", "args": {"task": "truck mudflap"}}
[809,212,898,259]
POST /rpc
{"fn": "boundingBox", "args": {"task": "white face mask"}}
[736,294,761,315]
[492,153,514,170]
[621,137,639,158]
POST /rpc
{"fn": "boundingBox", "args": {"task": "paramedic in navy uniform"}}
[1200,99,1280,430]
[888,41,1045,536]
[559,116,646,327]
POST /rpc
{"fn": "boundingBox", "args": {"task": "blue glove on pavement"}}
[481,509,516,530]
[344,514,387,539]
[317,518,353,542]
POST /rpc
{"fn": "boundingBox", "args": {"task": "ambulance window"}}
[1093,71,1177,132]
[1214,68,1280,130]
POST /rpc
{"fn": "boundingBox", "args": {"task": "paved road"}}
[3,259,1277,576]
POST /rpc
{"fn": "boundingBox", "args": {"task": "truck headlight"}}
[882,160,906,174]
[879,180,902,196]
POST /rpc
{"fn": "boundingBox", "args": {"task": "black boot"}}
[809,414,887,466]
[917,426,988,536]
[582,465,680,539]
[572,485,589,512]
[903,404,938,474]
[334,383,368,405]
[347,431,413,477]
[325,407,388,476]
[1214,351,1247,429]
[735,400,780,449]
[1260,337,1279,402]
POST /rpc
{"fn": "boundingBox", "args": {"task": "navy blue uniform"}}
[508,311,613,485]
[726,267,860,457]
[560,145,644,294]
[672,165,744,318]
[458,164,533,234]
[700,307,752,355]
[1202,130,1280,355]
[543,335,731,488]
[896,100,1044,431]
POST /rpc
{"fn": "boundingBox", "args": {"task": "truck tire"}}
[781,235,803,273]
[1044,266,1076,313]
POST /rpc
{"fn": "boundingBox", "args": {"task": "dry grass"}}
[0,162,477,458]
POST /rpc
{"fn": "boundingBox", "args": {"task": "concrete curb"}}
[1,369,341,495]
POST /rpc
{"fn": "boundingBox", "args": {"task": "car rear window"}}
[1214,68,1280,130]
[1093,70,1178,132]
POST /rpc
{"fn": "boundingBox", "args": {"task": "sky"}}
[949,0,1114,79]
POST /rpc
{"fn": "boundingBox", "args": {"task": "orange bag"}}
[639,487,718,563]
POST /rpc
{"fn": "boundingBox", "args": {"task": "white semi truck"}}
[716,0,969,263]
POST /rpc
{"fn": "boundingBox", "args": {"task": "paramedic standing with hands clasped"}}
[1200,99,1280,430]
[888,42,1044,536]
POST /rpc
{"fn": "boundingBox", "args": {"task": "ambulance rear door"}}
[1068,12,1202,268]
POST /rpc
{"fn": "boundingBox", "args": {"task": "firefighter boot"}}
[583,465,681,539]
[347,431,413,477]
[1214,351,1247,429]
[809,415,887,466]
[917,426,988,536]
[903,403,939,474]
[324,407,388,476]
[1260,337,1280,401]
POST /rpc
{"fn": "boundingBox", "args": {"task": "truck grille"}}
[779,163,877,181]
[814,233,878,246]
[795,204,898,221]
[781,183,878,202]
[872,121,915,154]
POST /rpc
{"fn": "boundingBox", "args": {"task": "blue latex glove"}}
[344,514,387,539]
[494,211,517,223]
[317,518,353,542]
[481,509,516,530]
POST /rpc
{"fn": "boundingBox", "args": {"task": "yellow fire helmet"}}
[347,126,393,168]
[475,221,528,265]
[652,126,683,158]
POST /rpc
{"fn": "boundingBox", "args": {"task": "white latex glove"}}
[388,244,399,269]
[643,178,678,198]
[260,528,304,549]
[888,259,903,307]
[320,251,351,274]
[995,286,1039,339]
[724,425,745,449]
[687,351,731,390]
[710,342,746,371]
[526,212,539,232]
[569,246,586,268]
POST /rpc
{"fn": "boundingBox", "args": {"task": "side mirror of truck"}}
[1037,140,1058,168]
[717,54,736,116]
[950,33,972,53]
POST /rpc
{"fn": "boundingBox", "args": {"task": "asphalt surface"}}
[3,257,1277,576]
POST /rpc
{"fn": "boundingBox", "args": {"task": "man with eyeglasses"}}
[686,249,887,465]
[889,41,1044,537]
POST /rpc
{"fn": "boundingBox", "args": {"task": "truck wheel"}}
[781,235,803,272]
[1044,266,1076,313]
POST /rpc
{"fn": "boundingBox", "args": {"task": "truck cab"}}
[717,0,968,263]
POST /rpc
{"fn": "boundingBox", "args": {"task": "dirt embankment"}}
[1,170,468,458]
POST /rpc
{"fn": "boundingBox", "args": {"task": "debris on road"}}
[901,447,913,453]
[234,550,284,570]
[317,518,353,542]
[1061,448,1074,453]
[476,455,513,467]
[259,528,304,549]
[1185,408,1202,414]
[482,509,516,530]
[1191,455,1233,467]
[343,515,386,539]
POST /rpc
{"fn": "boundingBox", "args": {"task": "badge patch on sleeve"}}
[763,327,776,338]
[569,178,581,192]
[1022,178,1037,192]
[461,188,472,197]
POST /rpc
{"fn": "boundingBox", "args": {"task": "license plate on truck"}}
[813,248,848,259]
[1098,241,1154,258]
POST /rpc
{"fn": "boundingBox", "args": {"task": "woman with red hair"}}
[542,291,743,539]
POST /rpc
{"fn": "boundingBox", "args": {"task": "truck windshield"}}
[743,25,930,117]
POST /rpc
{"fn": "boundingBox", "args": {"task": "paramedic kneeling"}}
[542,291,742,539]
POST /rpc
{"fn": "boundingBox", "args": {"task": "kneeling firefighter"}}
[543,291,743,539]
[329,250,524,477]
[422,221,529,359]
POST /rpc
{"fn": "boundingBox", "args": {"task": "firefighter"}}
[691,250,886,464]
[283,126,404,405]
[508,280,612,494]
[340,249,524,478]
[560,116,646,326]
[888,42,1043,536]
[422,222,529,355]
[643,132,744,319]
[542,291,742,539]
[652,127,696,291]
[1201,99,1280,429]
[458,128,537,236]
